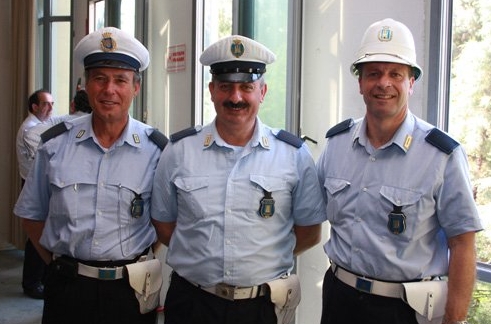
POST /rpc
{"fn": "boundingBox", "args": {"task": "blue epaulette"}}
[275,130,303,148]
[325,118,354,138]
[425,128,459,154]
[170,126,202,143]
[148,129,168,150]
[40,122,68,143]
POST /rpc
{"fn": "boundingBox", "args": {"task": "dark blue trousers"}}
[320,267,418,324]
[164,272,277,324]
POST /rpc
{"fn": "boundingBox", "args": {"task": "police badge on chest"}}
[387,204,406,234]
[258,189,275,218]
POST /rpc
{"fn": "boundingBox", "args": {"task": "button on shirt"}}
[151,118,326,287]
[14,114,160,261]
[316,112,482,281]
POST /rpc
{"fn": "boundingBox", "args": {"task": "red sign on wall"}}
[166,44,186,73]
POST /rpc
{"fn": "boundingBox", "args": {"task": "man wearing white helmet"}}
[151,35,326,324]
[14,27,167,324]
[316,18,482,324]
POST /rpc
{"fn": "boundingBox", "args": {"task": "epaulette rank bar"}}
[148,129,168,150]
[170,126,202,143]
[325,118,354,138]
[40,122,68,143]
[275,130,303,148]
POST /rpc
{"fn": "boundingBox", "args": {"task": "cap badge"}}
[101,32,117,52]
[230,39,245,58]
[378,26,393,42]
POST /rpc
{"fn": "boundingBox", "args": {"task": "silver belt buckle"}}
[98,268,117,280]
[215,283,236,300]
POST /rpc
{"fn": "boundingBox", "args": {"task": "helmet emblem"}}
[230,39,245,58]
[101,32,117,52]
[378,26,393,42]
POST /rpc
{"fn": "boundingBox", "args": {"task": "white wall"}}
[145,0,195,135]
[298,1,428,323]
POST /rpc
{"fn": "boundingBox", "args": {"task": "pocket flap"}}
[402,281,447,321]
[250,175,288,192]
[174,176,209,192]
[380,186,422,206]
[324,177,350,195]
[266,274,301,309]
[125,259,163,296]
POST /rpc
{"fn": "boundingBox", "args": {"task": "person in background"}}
[16,89,54,183]
[23,89,92,171]
[316,18,482,324]
[151,35,327,324]
[13,27,167,324]
[15,89,54,299]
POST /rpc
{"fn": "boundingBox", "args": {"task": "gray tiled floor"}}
[0,248,42,324]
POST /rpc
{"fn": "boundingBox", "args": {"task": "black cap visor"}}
[210,60,266,82]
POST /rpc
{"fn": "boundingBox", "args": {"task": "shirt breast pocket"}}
[173,176,209,222]
[379,186,423,239]
[323,177,351,222]
[49,177,86,220]
[249,174,292,219]
[113,181,151,222]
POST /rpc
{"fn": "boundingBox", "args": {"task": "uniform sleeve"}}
[291,145,327,226]
[13,145,52,221]
[151,144,178,222]
[436,146,482,237]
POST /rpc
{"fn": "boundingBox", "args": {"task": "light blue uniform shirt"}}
[316,112,482,281]
[152,118,326,287]
[14,114,161,261]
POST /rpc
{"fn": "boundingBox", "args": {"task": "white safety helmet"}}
[350,18,423,81]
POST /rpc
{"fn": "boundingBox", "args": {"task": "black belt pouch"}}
[51,257,79,279]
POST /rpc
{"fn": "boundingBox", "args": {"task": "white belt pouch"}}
[402,280,447,324]
[125,258,163,314]
[266,274,301,324]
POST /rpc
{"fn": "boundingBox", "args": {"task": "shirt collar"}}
[202,117,270,150]
[353,111,416,153]
[70,114,144,149]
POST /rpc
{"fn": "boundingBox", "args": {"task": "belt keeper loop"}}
[330,261,339,275]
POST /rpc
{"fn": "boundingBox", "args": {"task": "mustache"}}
[223,101,248,109]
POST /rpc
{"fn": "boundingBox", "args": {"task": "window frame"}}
[429,0,491,284]
[37,0,74,111]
